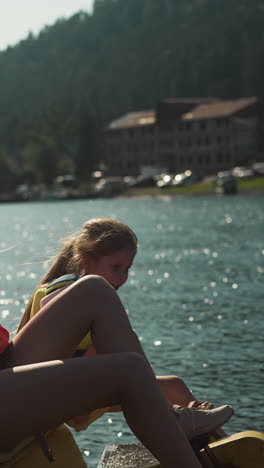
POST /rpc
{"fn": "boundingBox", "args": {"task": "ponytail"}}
[17,218,137,333]
[17,238,79,333]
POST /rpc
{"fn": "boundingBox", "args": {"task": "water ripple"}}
[0,196,263,466]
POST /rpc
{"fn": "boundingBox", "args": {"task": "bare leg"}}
[7,276,146,365]
[3,276,202,467]
[157,376,214,411]
[157,375,196,406]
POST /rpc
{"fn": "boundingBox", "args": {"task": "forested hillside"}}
[0,0,263,186]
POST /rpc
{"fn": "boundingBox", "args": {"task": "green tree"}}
[0,146,18,193]
[75,110,99,181]
[23,136,59,186]
[0,0,264,161]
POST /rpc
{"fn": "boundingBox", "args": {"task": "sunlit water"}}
[0,195,263,466]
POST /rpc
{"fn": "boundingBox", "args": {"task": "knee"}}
[172,375,185,384]
[78,274,111,289]
[169,375,186,388]
[122,352,153,382]
[75,275,115,298]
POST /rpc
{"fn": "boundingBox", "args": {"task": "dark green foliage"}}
[22,136,58,186]
[1,0,263,120]
[0,0,263,186]
[75,109,100,180]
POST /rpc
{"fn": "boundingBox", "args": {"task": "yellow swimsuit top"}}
[30,274,92,354]
[30,274,109,426]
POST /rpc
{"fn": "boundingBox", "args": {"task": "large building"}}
[104,96,264,177]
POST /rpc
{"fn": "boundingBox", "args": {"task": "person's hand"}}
[188,400,214,410]
[67,406,110,432]
[67,411,93,432]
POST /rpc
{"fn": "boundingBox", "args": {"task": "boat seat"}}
[0,425,87,467]
[199,431,264,468]
[97,431,264,468]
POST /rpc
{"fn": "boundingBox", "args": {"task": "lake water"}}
[0,195,263,467]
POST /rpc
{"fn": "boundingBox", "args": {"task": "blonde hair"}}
[18,218,137,331]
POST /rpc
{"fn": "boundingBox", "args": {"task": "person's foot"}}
[174,405,234,440]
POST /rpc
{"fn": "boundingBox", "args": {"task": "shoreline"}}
[0,178,263,203]
[122,178,264,198]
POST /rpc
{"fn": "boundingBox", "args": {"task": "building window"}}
[217,152,223,163]
[160,139,173,148]
[200,121,206,130]
[205,154,211,165]
[161,123,173,132]
[216,118,224,127]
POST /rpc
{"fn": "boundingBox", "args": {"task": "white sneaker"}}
[174,405,234,440]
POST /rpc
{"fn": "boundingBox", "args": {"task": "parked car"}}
[232,166,254,179]
[156,170,193,188]
[252,162,264,176]
[171,170,193,187]
[131,175,157,187]
[156,173,175,188]
[215,171,237,195]
[94,177,126,197]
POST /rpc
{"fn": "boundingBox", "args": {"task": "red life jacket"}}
[0,324,9,353]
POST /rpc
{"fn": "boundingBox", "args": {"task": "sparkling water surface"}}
[0,195,263,467]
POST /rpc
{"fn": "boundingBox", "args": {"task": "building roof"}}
[107,97,259,130]
[182,97,258,121]
[161,97,220,105]
[108,110,156,130]
[157,98,220,121]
